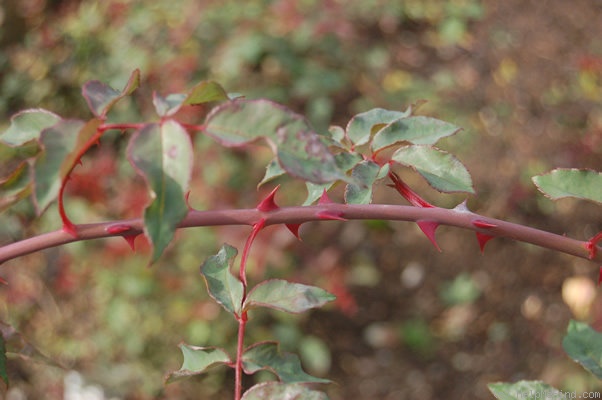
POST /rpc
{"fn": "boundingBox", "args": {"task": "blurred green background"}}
[1,0,601,399]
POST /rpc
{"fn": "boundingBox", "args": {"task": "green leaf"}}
[204,99,348,184]
[127,120,193,262]
[1,109,61,147]
[242,382,330,400]
[258,159,286,188]
[244,279,335,313]
[391,145,474,193]
[242,342,331,384]
[562,320,602,379]
[488,381,565,400]
[346,108,411,146]
[0,331,7,389]
[371,116,460,151]
[344,160,387,204]
[32,119,86,213]
[165,344,231,384]
[153,80,228,117]
[199,244,244,316]
[82,69,140,118]
[532,169,602,204]
[303,182,334,206]
[0,162,32,213]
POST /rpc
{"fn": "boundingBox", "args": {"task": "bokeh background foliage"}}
[1,0,601,399]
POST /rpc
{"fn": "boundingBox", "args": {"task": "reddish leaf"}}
[285,223,302,240]
[476,232,495,253]
[416,220,441,251]
[257,185,280,212]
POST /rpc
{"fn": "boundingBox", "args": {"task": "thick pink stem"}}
[1,205,600,265]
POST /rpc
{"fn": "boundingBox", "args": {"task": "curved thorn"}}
[476,232,495,253]
[472,219,498,229]
[416,220,441,251]
[318,189,334,205]
[285,223,302,240]
[316,210,347,221]
[257,185,280,212]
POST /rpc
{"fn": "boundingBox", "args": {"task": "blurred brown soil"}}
[304,1,602,399]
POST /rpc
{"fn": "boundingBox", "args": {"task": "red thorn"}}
[472,219,498,229]
[185,191,193,210]
[257,185,280,212]
[416,220,441,251]
[286,223,302,240]
[598,267,602,287]
[106,224,132,234]
[62,221,78,237]
[388,171,434,208]
[476,232,495,253]
[0,276,7,285]
[316,210,347,221]
[318,189,334,205]
[585,232,602,260]
[123,234,139,251]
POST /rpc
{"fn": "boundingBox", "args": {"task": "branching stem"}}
[1,204,600,265]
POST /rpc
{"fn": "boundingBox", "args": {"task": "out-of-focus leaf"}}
[127,120,193,262]
[242,382,330,400]
[0,162,32,212]
[204,99,348,184]
[244,279,335,313]
[303,182,334,206]
[488,381,565,400]
[164,344,231,384]
[0,321,64,370]
[258,159,286,188]
[82,69,140,118]
[32,119,86,213]
[391,145,474,193]
[371,116,460,151]
[562,320,602,379]
[345,160,388,204]
[199,244,244,316]
[346,108,411,146]
[242,342,331,384]
[1,109,61,147]
[0,332,7,389]
[153,80,228,117]
[532,169,602,204]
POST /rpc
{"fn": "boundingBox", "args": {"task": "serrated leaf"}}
[199,244,244,315]
[0,162,32,212]
[242,382,330,400]
[532,169,602,204]
[371,116,460,151]
[303,182,334,206]
[391,145,474,193]
[244,279,335,313]
[1,109,61,147]
[562,320,602,378]
[127,120,193,262]
[204,99,348,184]
[242,342,331,384]
[32,119,88,213]
[346,108,411,146]
[82,69,140,118]
[0,332,7,388]
[164,344,231,384]
[488,381,565,400]
[258,159,286,188]
[345,160,385,204]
